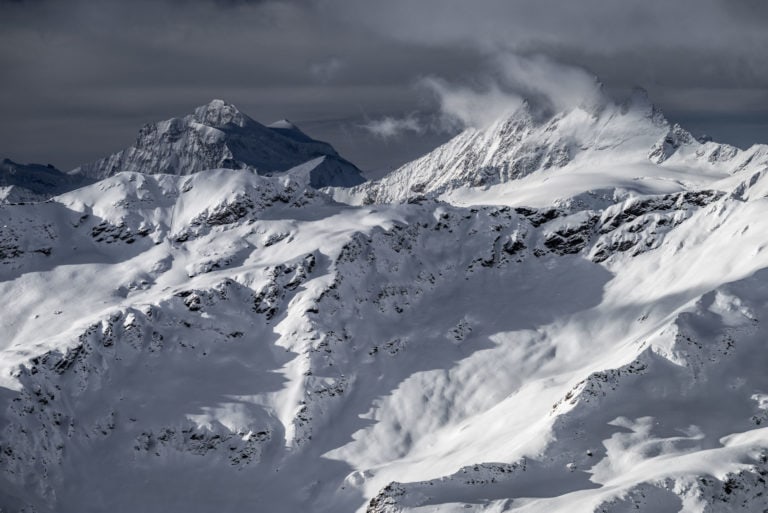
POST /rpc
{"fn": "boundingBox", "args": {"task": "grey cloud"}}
[420,77,523,130]
[310,58,345,84]
[361,114,425,139]
[414,54,610,132]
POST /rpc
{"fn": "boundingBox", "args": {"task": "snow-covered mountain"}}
[71,99,365,188]
[0,159,92,204]
[2,95,768,513]
[342,90,768,206]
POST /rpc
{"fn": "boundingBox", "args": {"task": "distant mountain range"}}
[2,100,365,204]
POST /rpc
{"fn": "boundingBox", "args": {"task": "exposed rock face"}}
[648,123,696,164]
[72,99,365,187]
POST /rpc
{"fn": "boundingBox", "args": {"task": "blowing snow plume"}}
[492,54,605,113]
[429,54,607,128]
[394,54,608,132]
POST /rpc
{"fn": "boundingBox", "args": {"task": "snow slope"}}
[2,98,768,513]
[340,90,767,208]
[71,100,365,187]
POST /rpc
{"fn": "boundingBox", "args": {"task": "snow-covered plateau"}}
[2,97,768,512]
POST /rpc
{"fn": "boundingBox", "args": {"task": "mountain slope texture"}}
[2,95,768,513]
[71,100,365,187]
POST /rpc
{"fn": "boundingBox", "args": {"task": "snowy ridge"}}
[71,99,365,187]
[341,91,767,207]
[2,99,768,512]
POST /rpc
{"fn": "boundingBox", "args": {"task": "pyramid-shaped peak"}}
[71,98,362,183]
[192,99,249,128]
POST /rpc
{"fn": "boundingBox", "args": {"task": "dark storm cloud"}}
[0,0,766,172]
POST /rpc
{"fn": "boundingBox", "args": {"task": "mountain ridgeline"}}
[72,99,365,186]
[2,95,768,513]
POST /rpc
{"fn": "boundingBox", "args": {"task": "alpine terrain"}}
[2,96,768,513]
[72,99,365,188]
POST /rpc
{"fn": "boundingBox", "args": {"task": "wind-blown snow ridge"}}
[2,96,768,513]
[339,91,768,208]
[70,99,366,187]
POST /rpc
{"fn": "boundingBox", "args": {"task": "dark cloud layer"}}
[1,0,766,172]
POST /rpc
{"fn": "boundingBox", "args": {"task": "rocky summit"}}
[71,99,365,187]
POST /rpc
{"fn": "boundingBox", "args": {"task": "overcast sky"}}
[1,0,767,174]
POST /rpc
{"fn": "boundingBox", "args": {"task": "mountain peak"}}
[192,99,249,128]
[349,92,686,204]
[70,101,365,186]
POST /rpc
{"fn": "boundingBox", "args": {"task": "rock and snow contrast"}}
[71,100,366,188]
[343,90,766,207]
[2,95,768,513]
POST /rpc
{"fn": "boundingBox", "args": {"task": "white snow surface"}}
[2,98,768,513]
[337,91,766,209]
